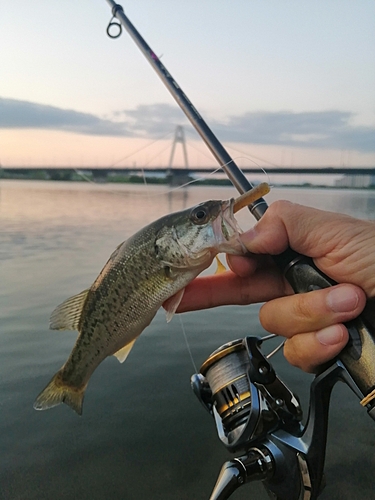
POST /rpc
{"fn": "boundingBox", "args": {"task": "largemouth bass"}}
[34,184,269,415]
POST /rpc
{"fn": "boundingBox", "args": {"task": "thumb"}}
[240,200,375,296]
[241,200,361,258]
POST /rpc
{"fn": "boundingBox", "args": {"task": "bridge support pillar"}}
[168,126,191,187]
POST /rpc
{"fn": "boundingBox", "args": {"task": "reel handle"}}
[209,450,273,500]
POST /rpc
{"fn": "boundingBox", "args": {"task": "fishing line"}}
[72,157,235,196]
[108,130,174,168]
[155,154,268,193]
[73,129,174,188]
[74,150,272,206]
[226,144,280,168]
[266,340,285,359]
[183,132,222,162]
[140,167,148,187]
[219,156,273,189]
[255,333,285,360]
[73,167,116,186]
[142,142,173,167]
[179,315,198,373]
[140,167,153,206]
[160,165,223,192]
[263,168,272,188]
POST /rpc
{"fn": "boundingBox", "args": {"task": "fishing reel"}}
[192,336,302,451]
[191,335,367,500]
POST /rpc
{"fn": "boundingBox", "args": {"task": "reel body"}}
[193,337,302,452]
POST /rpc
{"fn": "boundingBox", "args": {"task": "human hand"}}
[177,201,375,372]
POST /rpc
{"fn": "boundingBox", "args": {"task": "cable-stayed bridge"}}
[2,126,375,183]
[4,166,375,176]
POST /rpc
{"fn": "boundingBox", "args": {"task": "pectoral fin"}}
[50,289,89,331]
[164,288,185,323]
[113,339,137,363]
[215,255,227,274]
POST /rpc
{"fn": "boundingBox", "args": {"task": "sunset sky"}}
[1,0,374,172]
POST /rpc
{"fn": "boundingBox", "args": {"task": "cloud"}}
[213,110,375,152]
[1,97,374,152]
[124,107,375,153]
[0,97,132,136]
[115,103,188,136]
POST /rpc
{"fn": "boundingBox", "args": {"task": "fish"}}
[34,183,270,415]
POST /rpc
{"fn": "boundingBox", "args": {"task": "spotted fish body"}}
[34,198,246,415]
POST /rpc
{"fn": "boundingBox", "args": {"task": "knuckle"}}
[284,339,315,373]
[267,199,294,216]
[283,339,302,367]
[263,200,298,228]
[292,294,316,322]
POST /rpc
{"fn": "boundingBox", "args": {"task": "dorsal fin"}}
[49,289,89,331]
[113,339,137,363]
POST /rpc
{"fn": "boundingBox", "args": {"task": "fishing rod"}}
[104,1,265,217]
[103,2,375,499]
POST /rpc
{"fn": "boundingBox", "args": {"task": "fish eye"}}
[191,206,209,225]
[195,209,206,219]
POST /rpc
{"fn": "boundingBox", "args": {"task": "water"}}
[1,180,375,500]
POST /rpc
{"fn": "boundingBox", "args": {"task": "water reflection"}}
[167,186,189,213]
[270,187,375,219]
[1,180,375,500]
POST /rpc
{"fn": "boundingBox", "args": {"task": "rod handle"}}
[282,254,375,411]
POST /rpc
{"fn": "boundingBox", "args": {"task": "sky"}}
[1,0,374,175]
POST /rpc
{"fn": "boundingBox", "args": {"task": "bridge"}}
[2,125,374,182]
[3,166,375,176]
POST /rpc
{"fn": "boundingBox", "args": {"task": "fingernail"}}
[316,325,344,346]
[326,286,359,313]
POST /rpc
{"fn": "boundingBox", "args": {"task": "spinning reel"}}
[191,335,370,500]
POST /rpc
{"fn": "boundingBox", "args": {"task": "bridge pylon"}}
[167,126,192,187]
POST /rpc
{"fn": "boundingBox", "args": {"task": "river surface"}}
[1,180,375,500]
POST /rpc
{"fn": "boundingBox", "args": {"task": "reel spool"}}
[201,339,254,436]
[192,336,302,452]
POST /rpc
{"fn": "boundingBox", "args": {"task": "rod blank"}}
[105,0,268,220]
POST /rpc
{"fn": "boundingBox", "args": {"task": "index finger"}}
[175,268,289,313]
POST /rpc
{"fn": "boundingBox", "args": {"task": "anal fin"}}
[113,339,137,363]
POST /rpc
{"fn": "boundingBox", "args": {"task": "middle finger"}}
[259,284,366,337]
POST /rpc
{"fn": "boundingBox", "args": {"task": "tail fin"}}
[33,371,85,416]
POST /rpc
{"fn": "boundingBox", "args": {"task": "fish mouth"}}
[212,199,247,255]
